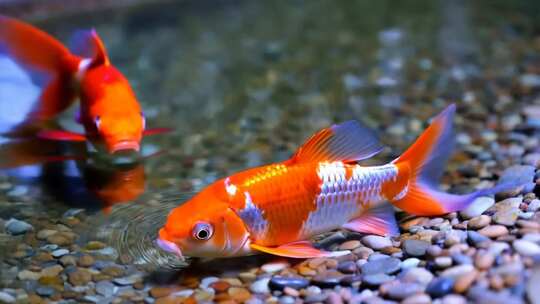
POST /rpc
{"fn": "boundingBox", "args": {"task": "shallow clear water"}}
[1,0,539,283]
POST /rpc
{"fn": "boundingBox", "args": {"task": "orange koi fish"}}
[157,105,512,259]
[0,15,167,153]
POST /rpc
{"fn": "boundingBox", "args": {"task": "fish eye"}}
[94,116,101,129]
[192,222,213,241]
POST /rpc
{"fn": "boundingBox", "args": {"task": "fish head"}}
[157,189,250,258]
[80,65,145,154]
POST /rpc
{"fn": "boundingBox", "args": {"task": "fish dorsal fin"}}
[290,120,384,164]
[69,29,109,66]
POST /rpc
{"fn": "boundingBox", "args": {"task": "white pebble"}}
[513,240,540,256]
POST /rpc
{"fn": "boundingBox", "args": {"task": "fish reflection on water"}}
[0,136,148,214]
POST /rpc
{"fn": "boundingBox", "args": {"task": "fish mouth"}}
[110,140,140,153]
[156,237,184,259]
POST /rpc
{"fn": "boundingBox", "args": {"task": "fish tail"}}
[390,104,511,216]
[0,15,78,122]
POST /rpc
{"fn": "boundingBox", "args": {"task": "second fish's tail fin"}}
[390,104,514,216]
[0,15,77,125]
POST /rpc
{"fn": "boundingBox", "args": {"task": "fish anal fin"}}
[342,203,399,236]
[251,241,350,259]
[38,130,87,142]
[290,121,383,164]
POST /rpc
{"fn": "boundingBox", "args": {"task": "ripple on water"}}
[78,192,194,271]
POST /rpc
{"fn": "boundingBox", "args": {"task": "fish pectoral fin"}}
[289,120,384,164]
[143,127,173,136]
[342,203,400,236]
[250,241,350,259]
[37,130,87,142]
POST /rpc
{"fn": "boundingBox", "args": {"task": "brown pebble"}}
[308,258,327,269]
[238,272,256,283]
[154,296,184,304]
[211,281,231,293]
[85,241,106,250]
[134,281,145,290]
[454,270,477,293]
[227,287,251,302]
[298,265,317,276]
[46,233,73,246]
[77,254,95,267]
[149,287,179,298]
[467,215,491,230]
[478,225,509,238]
[284,286,300,297]
[34,252,54,262]
[490,275,505,290]
[27,294,45,304]
[101,266,125,277]
[474,251,494,270]
[67,268,91,286]
[339,240,361,250]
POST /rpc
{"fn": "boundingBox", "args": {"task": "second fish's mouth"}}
[156,237,184,259]
[110,140,140,153]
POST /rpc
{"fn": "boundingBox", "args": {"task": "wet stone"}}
[261,261,289,274]
[339,240,361,250]
[460,197,495,219]
[113,275,140,286]
[311,272,342,288]
[96,280,117,297]
[68,268,91,286]
[361,235,392,250]
[402,293,431,304]
[51,249,69,258]
[250,277,270,294]
[361,257,401,275]
[400,267,434,286]
[340,274,363,286]
[386,282,424,300]
[4,218,33,235]
[269,276,309,290]
[59,255,77,267]
[362,273,394,287]
[35,286,54,297]
[0,291,15,303]
[402,239,429,257]
[513,239,540,256]
[478,225,508,238]
[426,277,455,298]
[467,231,490,246]
[337,260,357,273]
[78,254,95,267]
[228,287,251,302]
[467,215,491,230]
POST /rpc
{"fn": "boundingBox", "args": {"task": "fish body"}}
[0,15,165,153]
[157,104,512,259]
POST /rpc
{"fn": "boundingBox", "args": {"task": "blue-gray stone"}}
[361,257,401,275]
[426,277,455,298]
[36,286,54,297]
[96,280,117,297]
[4,218,33,235]
[269,276,309,290]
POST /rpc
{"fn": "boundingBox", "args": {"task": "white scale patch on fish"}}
[300,162,398,238]
[237,191,268,242]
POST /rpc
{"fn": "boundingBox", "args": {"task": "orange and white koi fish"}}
[157,104,512,259]
[0,15,168,153]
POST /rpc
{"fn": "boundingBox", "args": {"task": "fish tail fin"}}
[390,104,510,216]
[0,15,78,123]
